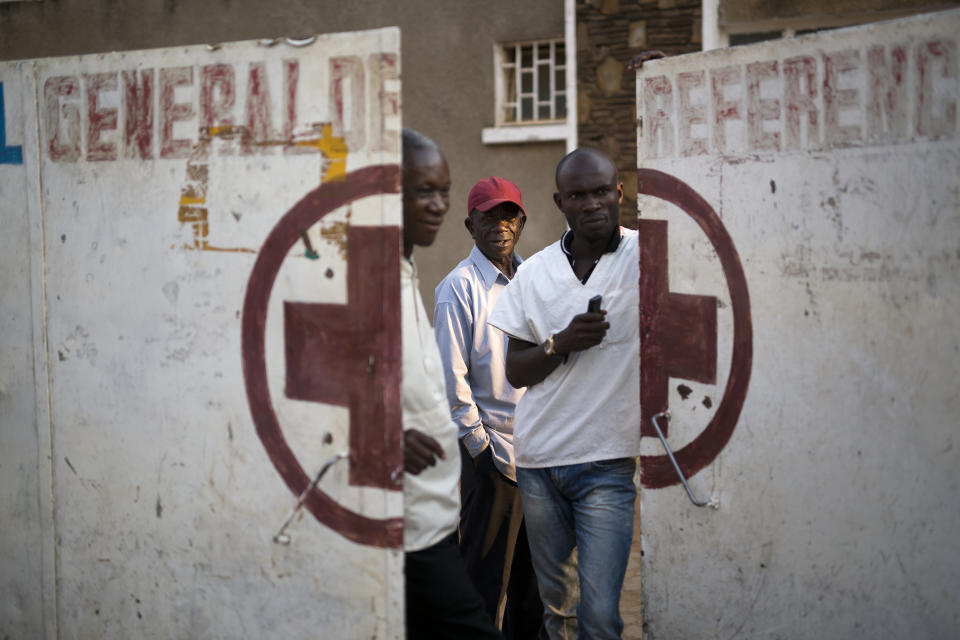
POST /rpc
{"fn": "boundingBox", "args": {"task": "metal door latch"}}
[650,412,717,508]
[273,452,347,544]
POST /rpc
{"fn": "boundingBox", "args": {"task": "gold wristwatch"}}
[543,334,559,357]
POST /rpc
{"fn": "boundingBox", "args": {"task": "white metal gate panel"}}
[634,10,959,639]
[1,27,404,639]
[1,58,56,640]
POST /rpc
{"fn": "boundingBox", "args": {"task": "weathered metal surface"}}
[1,61,57,640]
[635,10,959,639]
[1,28,404,639]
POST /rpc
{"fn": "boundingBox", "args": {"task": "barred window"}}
[496,39,567,125]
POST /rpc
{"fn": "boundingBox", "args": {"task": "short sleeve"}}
[488,273,537,344]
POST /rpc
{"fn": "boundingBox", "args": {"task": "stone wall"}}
[576,0,703,228]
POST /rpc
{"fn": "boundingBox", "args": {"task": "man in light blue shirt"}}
[434,177,544,639]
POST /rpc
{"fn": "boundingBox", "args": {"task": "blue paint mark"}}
[1,82,24,165]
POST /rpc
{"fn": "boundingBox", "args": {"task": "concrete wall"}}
[0,0,568,310]
[1,29,408,638]
[635,9,959,638]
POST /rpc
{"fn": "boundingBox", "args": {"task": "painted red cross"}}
[638,218,718,438]
[243,164,404,547]
[636,168,753,490]
[284,225,401,490]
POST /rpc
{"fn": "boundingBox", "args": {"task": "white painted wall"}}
[636,10,959,638]
[1,29,404,639]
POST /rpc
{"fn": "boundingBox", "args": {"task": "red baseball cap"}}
[467,176,526,216]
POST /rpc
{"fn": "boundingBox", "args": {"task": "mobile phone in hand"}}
[587,294,602,313]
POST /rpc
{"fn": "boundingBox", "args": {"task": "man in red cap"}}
[434,177,545,639]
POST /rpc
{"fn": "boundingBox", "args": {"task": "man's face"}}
[402,146,451,256]
[466,203,526,265]
[553,153,622,243]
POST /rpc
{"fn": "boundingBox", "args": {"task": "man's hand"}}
[554,310,609,354]
[404,429,446,475]
[504,310,610,389]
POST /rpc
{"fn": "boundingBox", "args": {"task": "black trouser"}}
[405,533,503,640]
[459,442,546,640]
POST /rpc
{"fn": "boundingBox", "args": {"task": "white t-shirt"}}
[401,257,460,551]
[488,228,642,468]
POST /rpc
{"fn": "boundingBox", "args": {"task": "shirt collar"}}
[401,255,416,278]
[560,226,623,259]
[468,244,522,287]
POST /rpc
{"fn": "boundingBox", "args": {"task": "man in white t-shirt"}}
[400,128,501,639]
[487,148,640,639]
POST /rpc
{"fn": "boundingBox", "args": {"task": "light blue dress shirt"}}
[434,245,524,482]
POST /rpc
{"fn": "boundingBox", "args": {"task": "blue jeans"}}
[517,459,637,640]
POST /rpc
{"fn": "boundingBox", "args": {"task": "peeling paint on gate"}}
[642,30,958,159]
[174,123,347,252]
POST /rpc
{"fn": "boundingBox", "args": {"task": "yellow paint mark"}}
[319,220,350,259]
[174,122,350,253]
[182,244,256,254]
[293,124,348,181]
[207,125,244,138]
